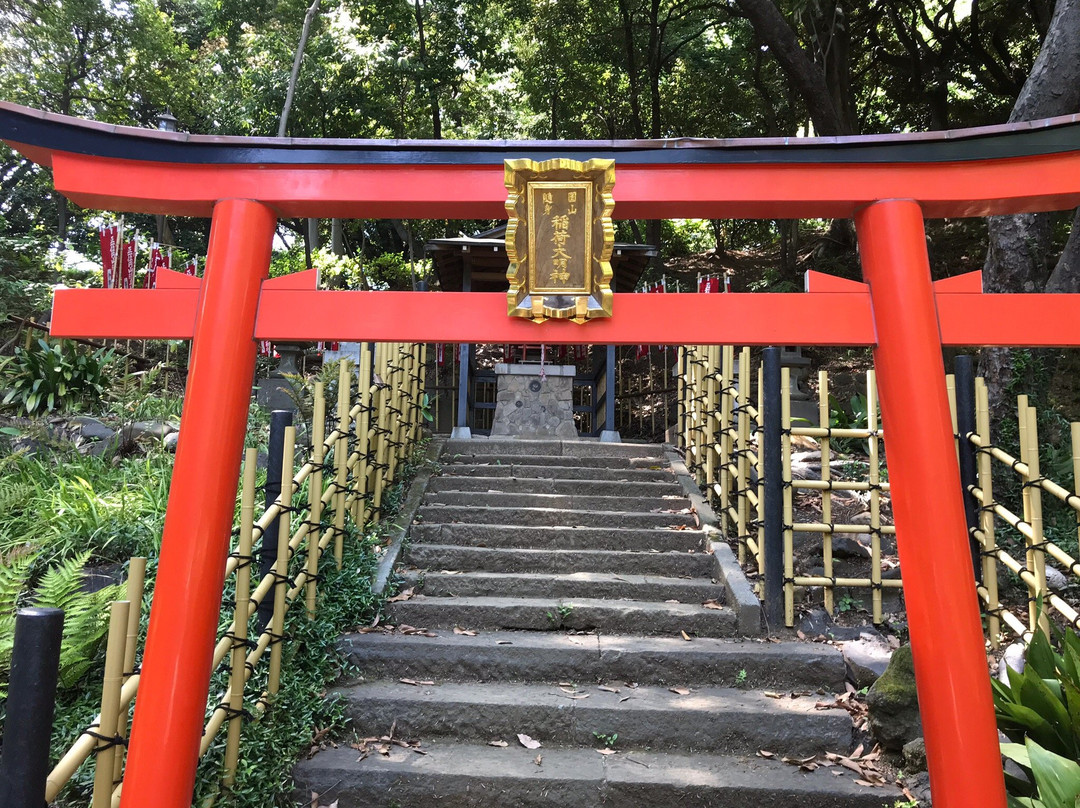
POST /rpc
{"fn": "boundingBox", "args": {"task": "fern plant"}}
[0,550,122,695]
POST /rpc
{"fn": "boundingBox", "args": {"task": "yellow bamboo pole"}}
[946,373,959,465]
[704,345,719,495]
[224,450,257,785]
[1023,404,1049,638]
[111,558,145,784]
[1073,422,1080,584]
[333,361,351,568]
[305,383,326,618]
[676,347,686,454]
[268,426,295,696]
[91,601,130,808]
[820,370,835,616]
[782,367,795,626]
[867,370,883,624]
[354,344,373,526]
[755,361,766,577]
[387,343,406,483]
[736,348,751,564]
[371,343,391,523]
[976,377,1000,646]
[717,346,734,538]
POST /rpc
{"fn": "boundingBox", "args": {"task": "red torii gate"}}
[5,101,1080,808]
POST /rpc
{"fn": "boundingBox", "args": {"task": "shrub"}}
[0,339,114,415]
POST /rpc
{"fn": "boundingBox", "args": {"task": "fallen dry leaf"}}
[669,687,691,696]
[518,733,542,750]
[680,631,692,641]
[488,739,509,747]
[598,685,620,693]
[453,626,478,636]
[534,754,543,766]
[596,748,617,755]
[764,691,784,699]
[386,588,414,603]
[757,750,776,759]
[702,599,723,610]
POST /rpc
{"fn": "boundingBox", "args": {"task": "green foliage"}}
[1001,739,1080,808]
[0,550,122,697]
[993,620,1080,803]
[0,339,114,416]
[828,392,870,456]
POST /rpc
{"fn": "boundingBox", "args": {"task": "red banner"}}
[119,239,136,289]
[185,258,198,277]
[100,225,119,288]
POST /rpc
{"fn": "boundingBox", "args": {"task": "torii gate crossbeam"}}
[7,101,1080,808]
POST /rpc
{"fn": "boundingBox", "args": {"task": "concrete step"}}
[402,570,724,602]
[387,595,738,637]
[335,680,853,756]
[408,524,707,552]
[424,490,689,513]
[440,463,675,482]
[426,475,685,498]
[442,452,666,469]
[403,545,714,576]
[294,742,900,808]
[341,632,845,690]
[415,505,696,530]
[444,439,666,458]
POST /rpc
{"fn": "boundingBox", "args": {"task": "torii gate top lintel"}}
[3,100,1080,220]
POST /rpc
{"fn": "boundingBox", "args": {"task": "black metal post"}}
[0,607,64,808]
[954,355,983,584]
[605,344,616,434]
[258,409,293,630]
[762,347,784,627]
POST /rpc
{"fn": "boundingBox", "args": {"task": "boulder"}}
[797,607,868,641]
[66,416,116,441]
[902,737,927,773]
[122,421,173,441]
[843,634,893,688]
[164,432,180,452]
[866,644,922,751]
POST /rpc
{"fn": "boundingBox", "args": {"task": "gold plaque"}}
[505,158,615,323]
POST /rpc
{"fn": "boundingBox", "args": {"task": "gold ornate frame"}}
[504,157,615,323]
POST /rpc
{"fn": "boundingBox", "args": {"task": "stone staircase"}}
[294,439,900,807]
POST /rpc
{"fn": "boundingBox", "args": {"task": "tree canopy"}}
[0,0,1077,295]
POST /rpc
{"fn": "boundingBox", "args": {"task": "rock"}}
[831,536,870,559]
[849,511,872,525]
[903,737,927,773]
[1045,565,1069,592]
[905,770,932,805]
[122,421,172,441]
[866,644,922,751]
[797,608,868,641]
[997,641,1026,684]
[66,416,116,440]
[10,436,44,456]
[843,635,893,688]
[164,432,180,452]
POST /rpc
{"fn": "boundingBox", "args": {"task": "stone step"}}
[335,681,853,756]
[444,439,666,458]
[409,524,706,552]
[415,505,696,530]
[402,570,723,602]
[426,475,685,498]
[423,490,689,513]
[294,742,900,808]
[341,632,844,690]
[440,463,675,482]
[404,544,714,576]
[386,595,738,637]
[442,453,666,469]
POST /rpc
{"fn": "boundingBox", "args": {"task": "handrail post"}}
[954,355,983,583]
[856,198,1005,808]
[259,409,293,630]
[0,608,64,808]
[762,346,784,628]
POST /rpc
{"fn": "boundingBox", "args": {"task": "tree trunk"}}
[734,0,848,135]
[980,0,1080,416]
[1045,208,1080,293]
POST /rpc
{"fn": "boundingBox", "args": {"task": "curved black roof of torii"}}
[2,101,1080,167]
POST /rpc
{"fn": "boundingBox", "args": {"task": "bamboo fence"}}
[678,345,1080,646]
[45,343,427,806]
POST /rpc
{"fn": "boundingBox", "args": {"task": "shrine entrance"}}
[5,99,1080,808]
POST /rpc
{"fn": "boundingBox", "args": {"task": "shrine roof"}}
[3,101,1080,167]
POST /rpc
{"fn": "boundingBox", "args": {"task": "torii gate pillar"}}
[120,198,276,808]
[856,199,1005,808]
